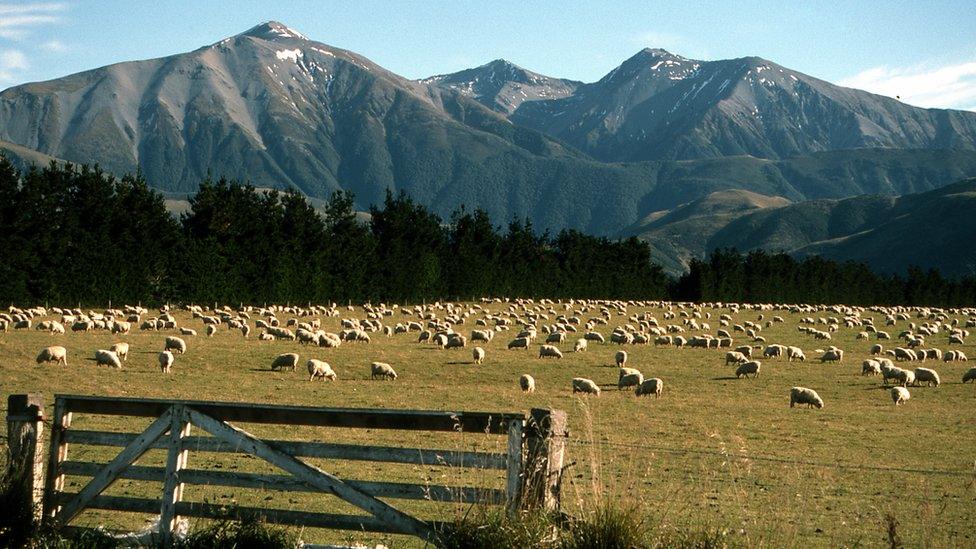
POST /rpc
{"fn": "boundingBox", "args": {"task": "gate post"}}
[6,394,46,522]
[522,408,567,511]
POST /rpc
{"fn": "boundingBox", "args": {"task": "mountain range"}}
[2,21,976,275]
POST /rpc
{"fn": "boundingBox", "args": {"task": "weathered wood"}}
[57,394,522,434]
[64,430,508,469]
[159,405,191,546]
[505,418,524,512]
[55,408,174,525]
[60,461,506,503]
[42,397,71,520]
[6,394,45,522]
[523,408,568,511]
[186,407,435,542]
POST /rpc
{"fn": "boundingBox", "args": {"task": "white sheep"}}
[473,346,486,364]
[519,374,536,393]
[891,368,915,387]
[271,353,299,371]
[891,386,910,405]
[963,367,976,383]
[635,378,663,397]
[574,338,588,353]
[111,342,129,362]
[508,337,529,350]
[861,359,881,376]
[94,349,122,369]
[790,387,824,409]
[615,350,628,367]
[735,360,761,378]
[572,377,601,396]
[445,334,467,349]
[307,359,337,381]
[180,327,197,336]
[206,324,217,337]
[164,336,187,354]
[820,349,843,363]
[36,346,67,366]
[618,367,643,390]
[913,367,940,387]
[584,331,606,343]
[725,351,747,365]
[539,345,563,359]
[371,362,397,380]
[158,351,174,373]
[870,344,883,356]
[787,346,806,362]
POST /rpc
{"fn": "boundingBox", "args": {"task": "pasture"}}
[1,301,975,547]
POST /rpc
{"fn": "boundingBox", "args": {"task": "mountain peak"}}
[241,21,308,41]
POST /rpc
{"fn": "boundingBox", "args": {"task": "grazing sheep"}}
[891,386,911,405]
[618,368,643,390]
[572,377,601,396]
[180,327,197,336]
[206,324,217,337]
[635,378,664,397]
[94,349,122,369]
[546,332,565,344]
[944,350,968,362]
[734,345,753,358]
[258,332,275,341]
[615,350,628,367]
[241,325,251,338]
[36,346,68,366]
[787,346,806,362]
[861,359,881,376]
[271,353,299,371]
[891,368,916,387]
[307,359,337,381]
[158,351,174,373]
[763,344,786,359]
[473,346,486,364]
[820,349,843,363]
[371,362,397,380]
[790,387,824,409]
[913,367,940,387]
[963,367,976,383]
[111,342,129,362]
[725,351,748,365]
[574,338,588,353]
[870,344,884,356]
[508,337,530,350]
[164,336,187,354]
[539,345,563,359]
[519,374,536,393]
[444,334,467,349]
[736,360,761,378]
[584,331,606,343]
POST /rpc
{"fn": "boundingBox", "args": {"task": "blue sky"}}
[2,0,975,110]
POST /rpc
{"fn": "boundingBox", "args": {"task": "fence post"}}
[505,417,524,513]
[523,408,567,511]
[160,404,191,546]
[6,394,46,522]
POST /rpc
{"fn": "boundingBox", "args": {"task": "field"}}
[1,302,975,548]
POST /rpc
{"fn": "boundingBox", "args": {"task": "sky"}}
[1,0,975,111]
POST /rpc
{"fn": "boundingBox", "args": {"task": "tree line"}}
[1,158,974,308]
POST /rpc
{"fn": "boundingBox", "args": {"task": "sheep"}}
[615,350,628,367]
[164,336,187,354]
[241,324,251,338]
[445,334,467,349]
[913,367,940,387]
[206,324,217,337]
[891,386,911,405]
[734,345,753,358]
[870,344,884,356]
[473,346,486,364]
[94,349,122,369]
[36,346,68,366]
[635,378,663,397]
[736,360,761,378]
[307,359,337,381]
[787,346,806,362]
[820,349,843,363]
[158,351,174,373]
[618,367,643,390]
[258,332,275,341]
[111,342,129,362]
[861,359,881,376]
[944,350,968,362]
[572,377,601,396]
[725,351,748,365]
[546,332,566,344]
[539,345,563,359]
[520,374,536,393]
[891,368,915,387]
[371,362,397,380]
[180,327,197,336]
[763,344,786,359]
[963,367,976,383]
[790,387,824,409]
[508,337,529,350]
[574,338,588,352]
[584,331,606,343]
[271,353,300,372]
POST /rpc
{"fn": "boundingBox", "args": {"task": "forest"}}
[1,158,974,308]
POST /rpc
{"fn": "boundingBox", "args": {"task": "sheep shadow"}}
[711,376,739,381]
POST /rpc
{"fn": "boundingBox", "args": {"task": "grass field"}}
[1,302,975,547]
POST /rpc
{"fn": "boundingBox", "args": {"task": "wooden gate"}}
[6,394,567,546]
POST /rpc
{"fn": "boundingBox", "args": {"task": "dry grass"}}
[1,303,975,547]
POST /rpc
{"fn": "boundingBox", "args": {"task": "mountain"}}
[510,48,976,162]
[422,59,580,115]
[633,178,976,277]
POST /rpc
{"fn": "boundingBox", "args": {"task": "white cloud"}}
[0,49,28,84]
[838,60,976,112]
[0,2,66,40]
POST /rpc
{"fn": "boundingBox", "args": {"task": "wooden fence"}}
[5,393,567,546]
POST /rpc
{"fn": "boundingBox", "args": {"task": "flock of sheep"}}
[6,299,976,409]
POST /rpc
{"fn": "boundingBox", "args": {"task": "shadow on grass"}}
[711,376,739,381]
